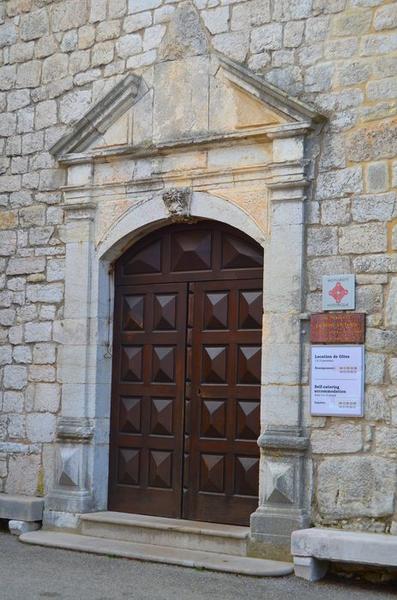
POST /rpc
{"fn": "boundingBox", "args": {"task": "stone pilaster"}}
[249,134,311,560]
[44,204,97,527]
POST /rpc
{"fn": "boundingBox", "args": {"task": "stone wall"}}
[0,0,396,532]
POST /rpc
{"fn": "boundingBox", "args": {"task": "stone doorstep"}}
[80,512,249,557]
[20,530,293,577]
[291,528,397,582]
[0,494,44,522]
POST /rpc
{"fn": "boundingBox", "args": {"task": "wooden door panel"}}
[183,279,262,526]
[108,282,187,518]
[110,222,263,525]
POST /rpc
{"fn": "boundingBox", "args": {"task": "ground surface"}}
[0,531,396,599]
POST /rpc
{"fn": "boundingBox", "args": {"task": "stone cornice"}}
[56,123,311,166]
[258,427,309,452]
[50,73,142,158]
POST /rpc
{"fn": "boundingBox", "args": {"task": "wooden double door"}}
[108,221,263,526]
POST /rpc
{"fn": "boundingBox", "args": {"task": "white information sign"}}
[322,273,355,311]
[311,345,364,417]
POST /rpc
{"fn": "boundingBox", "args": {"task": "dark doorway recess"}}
[108,221,263,526]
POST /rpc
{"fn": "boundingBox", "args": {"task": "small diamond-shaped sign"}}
[322,274,355,311]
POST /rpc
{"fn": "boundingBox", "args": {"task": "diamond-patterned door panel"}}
[203,292,229,329]
[153,294,177,330]
[109,279,187,518]
[150,398,174,436]
[234,456,259,496]
[122,295,144,331]
[119,396,142,434]
[171,231,212,272]
[236,400,260,440]
[152,346,175,383]
[239,290,262,329]
[123,239,161,275]
[121,346,143,382]
[185,277,262,526]
[222,234,263,270]
[200,454,225,493]
[200,399,226,438]
[118,448,140,486]
[202,346,227,383]
[237,345,261,384]
[149,450,172,488]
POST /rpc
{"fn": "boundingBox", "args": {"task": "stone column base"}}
[248,507,310,561]
[43,508,81,531]
[45,488,93,515]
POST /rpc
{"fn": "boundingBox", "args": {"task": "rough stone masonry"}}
[0,0,397,555]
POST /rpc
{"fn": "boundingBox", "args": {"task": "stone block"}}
[20,8,49,41]
[9,520,40,536]
[0,346,12,366]
[366,353,386,385]
[385,277,397,328]
[365,162,389,193]
[6,455,41,496]
[251,23,283,52]
[339,223,387,254]
[317,456,396,520]
[25,322,52,343]
[374,4,397,31]
[143,24,166,51]
[311,424,363,454]
[153,56,209,143]
[26,414,56,443]
[59,90,91,124]
[7,257,45,276]
[16,61,41,88]
[321,199,350,225]
[347,122,397,161]
[52,0,88,32]
[307,227,338,256]
[202,7,229,34]
[92,42,114,67]
[61,30,78,53]
[284,21,304,47]
[34,383,60,413]
[0,494,43,521]
[42,54,69,84]
[129,0,161,13]
[116,33,142,58]
[293,556,329,581]
[3,391,24,413]
[316,167,363,200]
[124,12,152,32]
[213,31,249,62]
[96,21,121,42]
[3,365,27,390]
[0,21,17,50]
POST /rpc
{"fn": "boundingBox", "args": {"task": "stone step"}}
[20,530,293,577]
[80,512,249,557]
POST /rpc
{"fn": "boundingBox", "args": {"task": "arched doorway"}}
[108,220,263,526]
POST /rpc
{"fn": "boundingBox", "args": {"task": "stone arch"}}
[97,191,267,264]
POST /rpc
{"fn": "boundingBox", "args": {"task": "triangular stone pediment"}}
[51,2,322,160]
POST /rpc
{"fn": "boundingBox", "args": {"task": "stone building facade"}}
[0,0,397,562]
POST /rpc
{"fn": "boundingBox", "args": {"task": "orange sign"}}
[310,313,365,344]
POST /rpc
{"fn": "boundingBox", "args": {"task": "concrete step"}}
[80,512,249,557]
[20,530,293,577]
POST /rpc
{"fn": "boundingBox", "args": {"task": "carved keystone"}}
[162,187,192,222]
